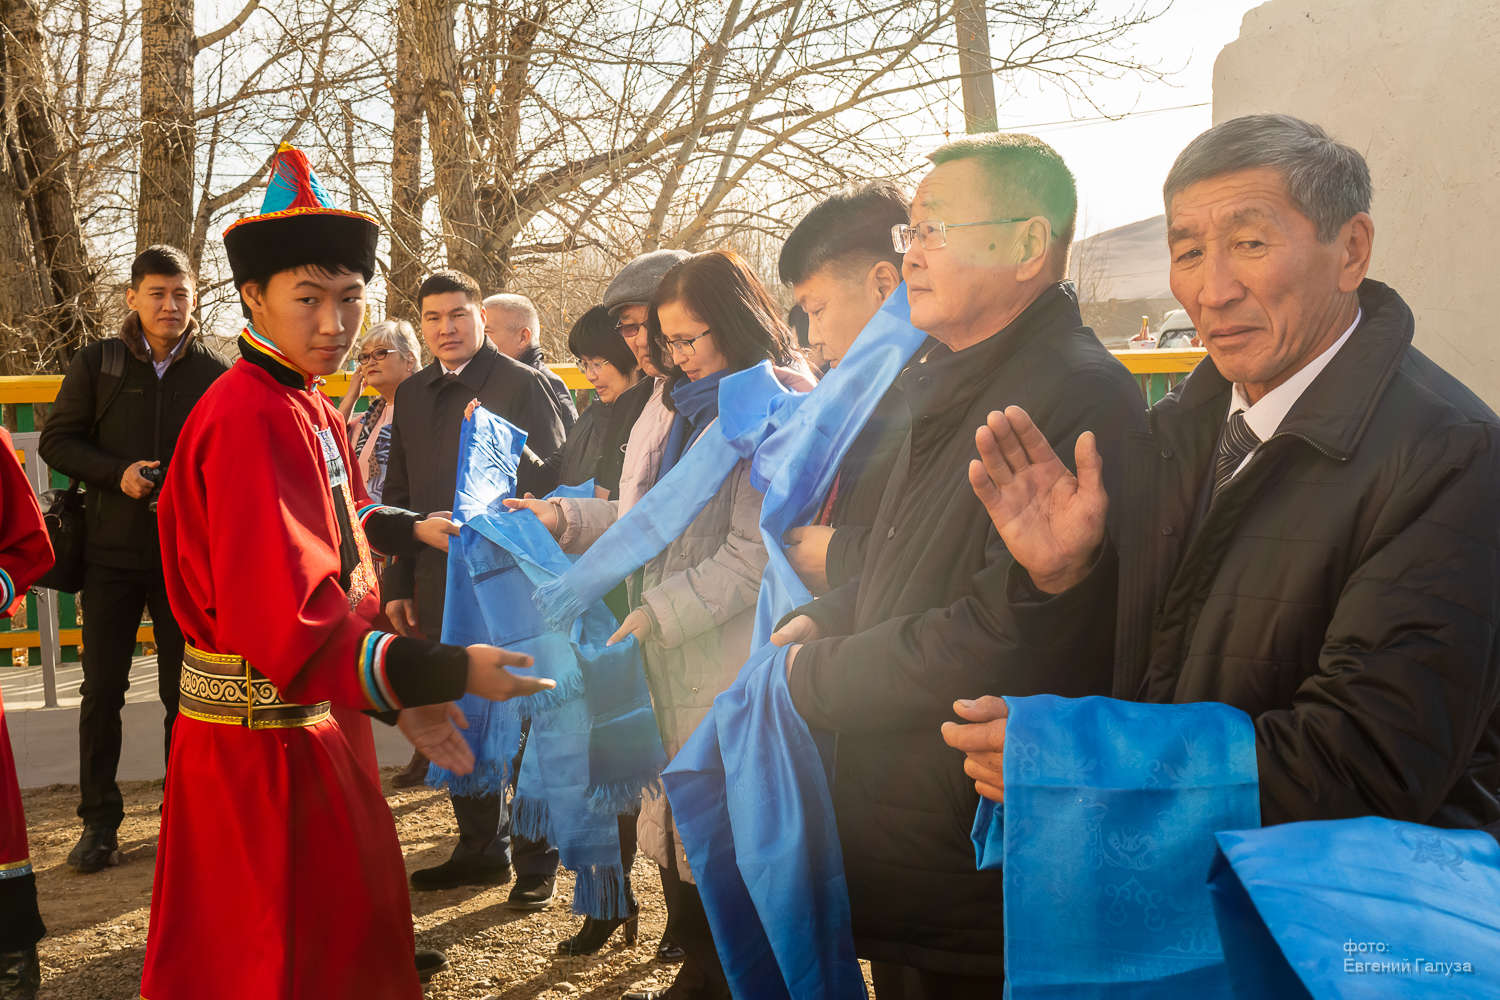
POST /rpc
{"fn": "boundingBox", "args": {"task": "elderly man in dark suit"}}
[383,269,567,906]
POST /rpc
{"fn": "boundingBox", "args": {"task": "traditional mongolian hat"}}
[223,143,378,288]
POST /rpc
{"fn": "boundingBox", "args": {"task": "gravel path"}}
[22,769,730,999]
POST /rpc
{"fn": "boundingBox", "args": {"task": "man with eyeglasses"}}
[767,134,1145,998]
[590,249,692,519]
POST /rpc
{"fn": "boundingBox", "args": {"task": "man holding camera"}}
[38,245,230,874]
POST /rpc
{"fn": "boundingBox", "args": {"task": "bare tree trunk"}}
[955,0,997,134]
[138,0,196,254]
[407,0,496,290]
[0,48,47,375]
[2,0,98,369]
[388,13,425,320]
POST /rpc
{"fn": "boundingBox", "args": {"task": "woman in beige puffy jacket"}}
[514,251,814,1000]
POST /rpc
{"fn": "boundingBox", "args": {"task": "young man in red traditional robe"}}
[140,144,553,1000]
[0,427,57,999]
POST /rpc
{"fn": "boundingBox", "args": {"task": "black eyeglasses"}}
[665,330,712,357]
[616,321,646,339]
[356,348,396,365]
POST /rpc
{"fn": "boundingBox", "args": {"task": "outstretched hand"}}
[465,644,554,701]
[414,512,460,552]
[396,702,473,775]
[502,494,561,536]
[940,696,1009,802]
[969,407,1107,594]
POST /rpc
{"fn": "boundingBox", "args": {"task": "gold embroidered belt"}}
[179,646,331,730]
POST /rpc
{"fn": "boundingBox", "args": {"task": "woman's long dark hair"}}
[646,250,801,410]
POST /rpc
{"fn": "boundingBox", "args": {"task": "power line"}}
[999,101,1211,133]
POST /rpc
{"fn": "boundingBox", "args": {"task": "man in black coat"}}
[38,245,230,873]
[949,115,1500,842]
[778,181,912,595]
[382,270,567,904]
[770,136,1146,996]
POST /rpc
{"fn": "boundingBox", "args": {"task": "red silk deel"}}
[142,360,419,1000]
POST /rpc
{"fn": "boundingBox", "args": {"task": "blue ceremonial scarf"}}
[661,288,926,1000]
[973,694,1260,998]
[428,409,666,917]
[1208,817,1500,999]
[533,360,792,632]
[661,368,729,477]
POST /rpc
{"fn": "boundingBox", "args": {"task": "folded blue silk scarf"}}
[533,359,792,633]
[972,694,1259,998]
[661,288,927,1000]
[429,409,666,917]
[1208,817,1500,999]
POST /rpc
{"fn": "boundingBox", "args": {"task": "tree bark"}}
[955,0,997,134]
[407,0,497,291]
[388,12,425,320]
[2,0,98,369]
[138,0,196,255]
[0,57,47,374]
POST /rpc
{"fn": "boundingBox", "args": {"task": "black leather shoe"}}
[66,824,120,873]
[415,948,449,983]
[622,991,669,1000]
[409,859,511,891]
[506,872,556,910]
[654,935,684,964]
[0,946,40,999]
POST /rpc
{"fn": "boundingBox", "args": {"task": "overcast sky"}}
[934,0,1267,239]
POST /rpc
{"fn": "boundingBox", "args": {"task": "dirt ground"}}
[22,769,746,999]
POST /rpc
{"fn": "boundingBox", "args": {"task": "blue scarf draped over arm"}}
[1208,817,1500,999]
[661,289,928,1000]
[975,694,1260,999]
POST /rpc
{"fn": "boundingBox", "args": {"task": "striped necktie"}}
[1214,410,1261,498]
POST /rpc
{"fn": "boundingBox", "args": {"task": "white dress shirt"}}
[441,357,472,377]
[1224,309,1362,477]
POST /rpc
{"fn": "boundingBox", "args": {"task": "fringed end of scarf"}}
[586,771,662,817]
[512,666,584,716]
[425,759,511,798]
[534,577,586,634]
[510,793,551,843]
[571,863,631,919]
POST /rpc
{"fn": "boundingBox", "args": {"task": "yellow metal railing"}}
[0,363,595,403]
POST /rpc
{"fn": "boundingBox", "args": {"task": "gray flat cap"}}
[604,249,693,314]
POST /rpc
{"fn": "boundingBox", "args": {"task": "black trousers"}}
[449,721,559,875]
[77,563,183,827]
[0,874,43,952]
[869,962,1004,1000]
[658,862,731,1000]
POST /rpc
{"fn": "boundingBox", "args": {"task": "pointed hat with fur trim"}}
[223,143,378,288]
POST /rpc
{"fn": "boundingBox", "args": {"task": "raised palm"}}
[967,406,1108,594]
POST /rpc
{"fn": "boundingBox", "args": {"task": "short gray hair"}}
[1164,114,1371,243]
[483,293,540,343]
[362,318,421,364]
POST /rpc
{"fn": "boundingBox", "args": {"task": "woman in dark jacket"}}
[527,304,644,497]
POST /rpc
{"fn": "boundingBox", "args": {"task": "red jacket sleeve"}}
[166,394,392,710]
[0,427,54,612]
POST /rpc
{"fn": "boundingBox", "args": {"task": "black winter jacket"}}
[382,343,567,634]
[525,397,614,499]
[1012,280,1500,836]
[822,382,910,590]
[38,316,230,570]
[785,283,1147,975]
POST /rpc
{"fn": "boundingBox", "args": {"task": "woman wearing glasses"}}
[338,319,421,502]
[521,305,644,499]
[510,251,814,997]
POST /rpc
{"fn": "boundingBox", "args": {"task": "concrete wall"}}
[1214,0,1500,406]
